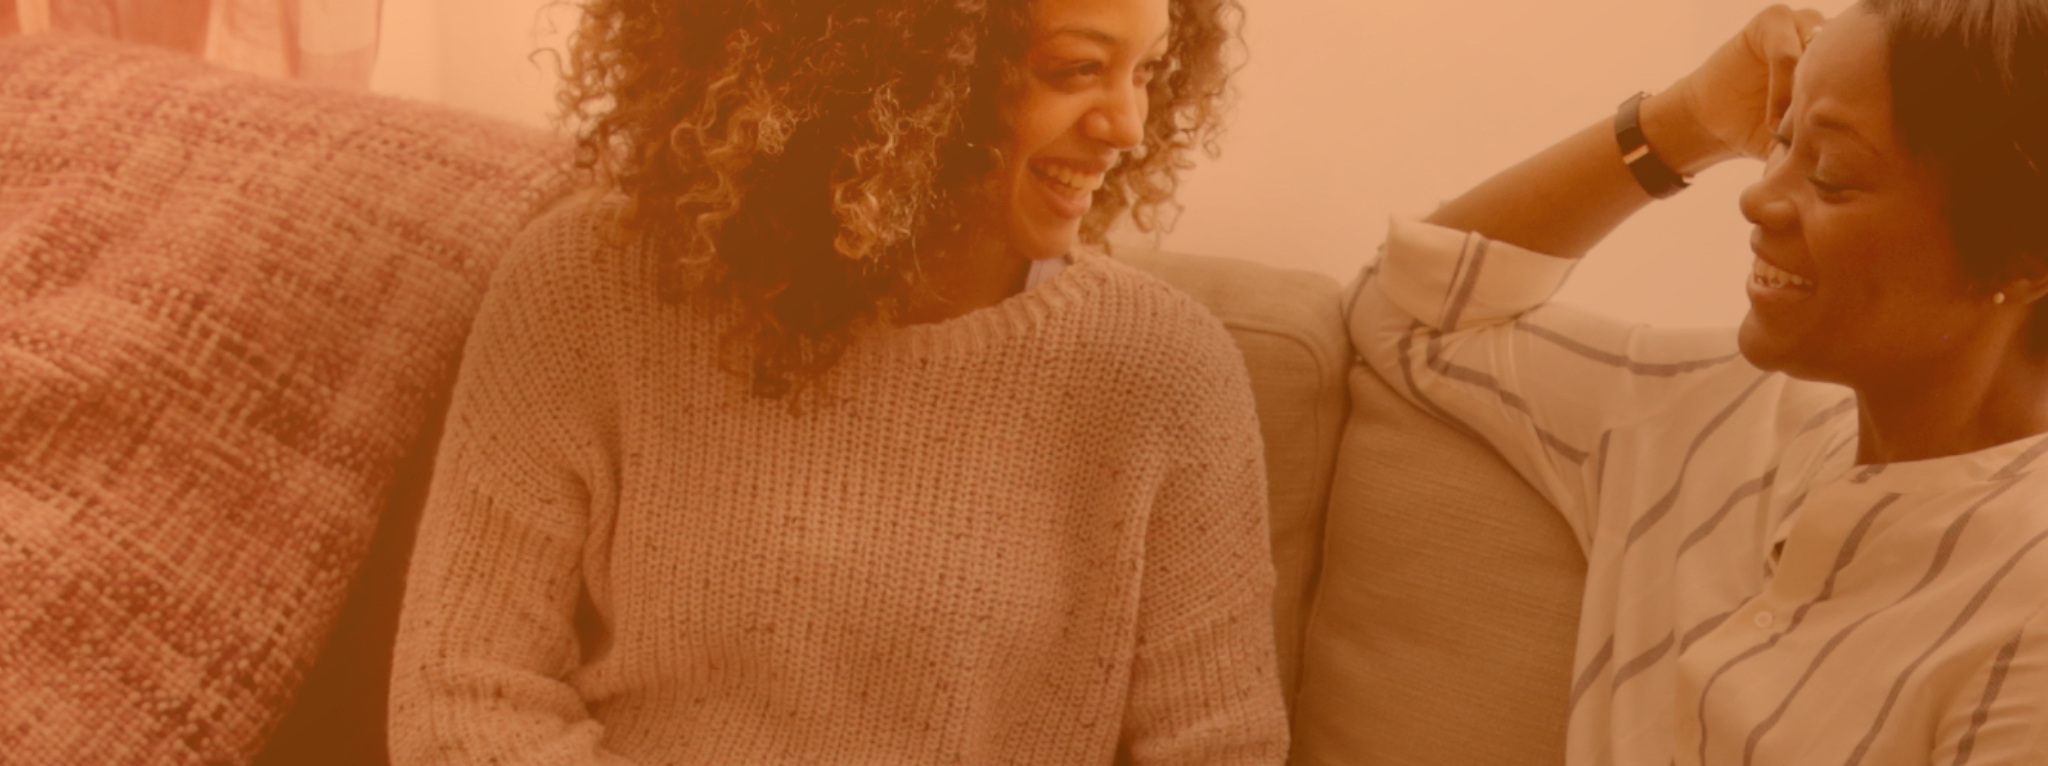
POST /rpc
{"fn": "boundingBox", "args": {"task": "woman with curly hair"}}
[385,0,1288,762]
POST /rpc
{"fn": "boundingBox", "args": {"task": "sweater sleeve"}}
[1347,217,1747,548]
[1120,313,1291,765]
[387,208,631,766]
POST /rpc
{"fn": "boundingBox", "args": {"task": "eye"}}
[1051,61,1103,84]
[1807,174,1846,195]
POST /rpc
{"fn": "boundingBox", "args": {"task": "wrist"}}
[1638,85,1739,177]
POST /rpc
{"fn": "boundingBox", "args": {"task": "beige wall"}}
[370,0,1857,327]
[370,0,573,124]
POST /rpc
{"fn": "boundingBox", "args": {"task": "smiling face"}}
[1735,6,2000,387]
[977,0,1171,261]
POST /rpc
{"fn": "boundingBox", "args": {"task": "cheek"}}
[988,102,1079,205]
[1802,212,1873,294]
[1000,93,1082,160]
[1805,198,1913,285]
[1809,206,1977,328]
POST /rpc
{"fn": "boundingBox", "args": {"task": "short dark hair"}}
[1863,0,2048,351]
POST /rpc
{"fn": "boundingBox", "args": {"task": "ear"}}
[2005,253,2048,305]
[1991,246,2048,304]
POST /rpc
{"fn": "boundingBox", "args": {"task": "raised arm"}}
[1346,6,1827,544]
[1426,4,1824,259]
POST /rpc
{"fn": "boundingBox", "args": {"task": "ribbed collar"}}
[854,248,1111,362]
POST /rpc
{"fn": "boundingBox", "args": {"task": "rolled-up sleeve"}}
[1348,218,1746,547]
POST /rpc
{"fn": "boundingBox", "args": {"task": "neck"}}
[1853,343,2048,465]
[895,235,1034,326]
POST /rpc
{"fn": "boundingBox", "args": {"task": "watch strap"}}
[1616,91,1692,200]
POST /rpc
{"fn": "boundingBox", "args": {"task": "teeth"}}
[1035,163,1104,193]
[1752,258,1815,289]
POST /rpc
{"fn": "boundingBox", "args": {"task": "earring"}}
[1994,291,2009,305]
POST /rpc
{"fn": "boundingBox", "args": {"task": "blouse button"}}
[1754,611,1775,629]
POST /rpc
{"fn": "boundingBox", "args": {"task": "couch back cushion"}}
[1290,351,1586,764]
[1118,248,1351,709]
[0,34,568,765]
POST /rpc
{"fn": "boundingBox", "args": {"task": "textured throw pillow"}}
[1290,360,1585,766]
[0,34,570,765]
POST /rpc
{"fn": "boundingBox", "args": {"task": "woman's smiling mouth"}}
[1751,257,1817,290]
[1031,160,1107,192]
[1028,160,1106,217]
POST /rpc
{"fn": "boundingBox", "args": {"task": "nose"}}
[1084,79,1147,150]
[1738,154,1799,233]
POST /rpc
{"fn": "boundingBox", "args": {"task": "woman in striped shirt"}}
[1352,1,2048,763]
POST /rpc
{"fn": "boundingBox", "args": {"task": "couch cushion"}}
[1290,355,1586,765]
[0,34,569,765]
[1118,248,1350,710]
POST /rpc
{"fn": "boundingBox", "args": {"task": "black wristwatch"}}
[1616,91,1692,199]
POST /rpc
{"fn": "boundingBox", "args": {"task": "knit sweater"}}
[387,197,1290,765]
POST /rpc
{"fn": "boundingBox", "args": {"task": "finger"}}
[1759,12,1806,138]
[1794,8,1826,45]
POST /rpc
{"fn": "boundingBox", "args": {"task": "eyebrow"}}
[1044,25,1171,52]
[1806,113,1878,154]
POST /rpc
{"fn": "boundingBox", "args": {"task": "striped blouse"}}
[1348,218,2048,766]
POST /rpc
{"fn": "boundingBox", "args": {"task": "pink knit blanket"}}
[0,33,569,764]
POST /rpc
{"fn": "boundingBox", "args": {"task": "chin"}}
[1736,313,1836,382]
[1736,313,1788,370]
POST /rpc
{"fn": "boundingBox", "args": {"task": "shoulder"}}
[1061,251,1259,426]
[444,192,631,486]
[1063,253,1252,403]
[496,189,639,292]
[460,190,657,404]
[480,190,653,335]
[1074,251,1245,368]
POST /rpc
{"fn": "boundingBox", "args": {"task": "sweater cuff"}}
[1369,218,1577,332]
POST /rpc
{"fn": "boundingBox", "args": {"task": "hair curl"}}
[548,0,1244,402]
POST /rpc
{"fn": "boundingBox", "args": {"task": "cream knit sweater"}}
[387,199,1290,765]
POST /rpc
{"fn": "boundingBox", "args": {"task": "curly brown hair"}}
[550,0,1244,401]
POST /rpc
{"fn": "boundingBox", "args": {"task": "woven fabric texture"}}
[0,33,567,765]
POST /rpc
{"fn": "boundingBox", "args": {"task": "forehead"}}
[1792,7,1897,146]
[1030,0,1172,48]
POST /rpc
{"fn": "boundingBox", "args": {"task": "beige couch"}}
[4,33,1588,766]
[1119,250,1586,765]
